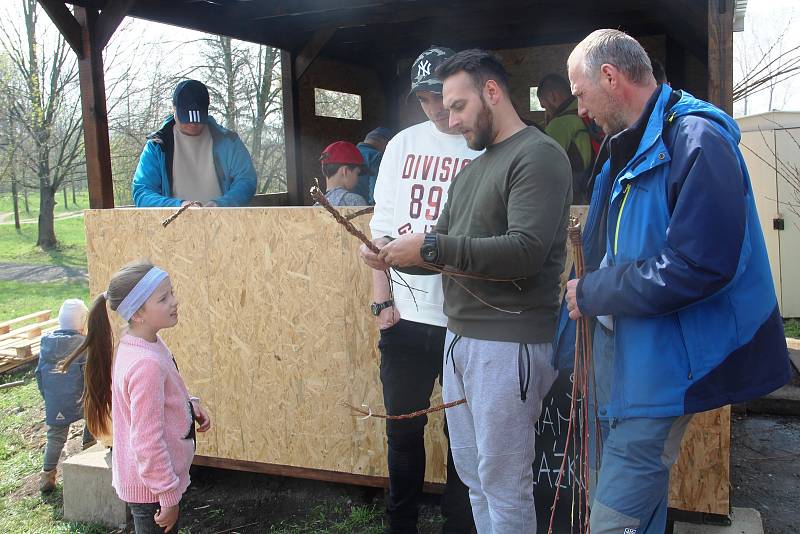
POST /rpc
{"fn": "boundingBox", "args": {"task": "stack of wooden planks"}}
[0,310,58,373]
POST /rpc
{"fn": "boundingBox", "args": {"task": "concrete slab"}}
[788,347,800,373]
[674,508,763,534]
[736,382,800,416]
[62,444,128,528]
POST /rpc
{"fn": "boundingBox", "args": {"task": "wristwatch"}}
[371,299,394,316]
[420,232,440,263]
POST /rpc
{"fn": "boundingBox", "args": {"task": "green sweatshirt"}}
[545,97,592,173]
[435,126,572,343]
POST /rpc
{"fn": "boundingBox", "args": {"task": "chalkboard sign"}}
[533,370,586,533]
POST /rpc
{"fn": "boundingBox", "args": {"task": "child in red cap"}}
[317,141,369,206]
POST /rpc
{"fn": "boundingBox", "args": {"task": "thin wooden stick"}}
[0,380,25,390]
[342,398,466,420]
[162,201,202,227]
[345,206,374,220]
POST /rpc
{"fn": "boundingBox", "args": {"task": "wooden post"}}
[282,50,305,205]
[707,0,734,115]
[75,6,115,209]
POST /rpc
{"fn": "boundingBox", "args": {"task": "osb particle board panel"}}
[669,406,730,514]
[84,206,729,514]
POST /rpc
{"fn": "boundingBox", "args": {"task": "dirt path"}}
[0,212,84,225]
[0,262,88,283]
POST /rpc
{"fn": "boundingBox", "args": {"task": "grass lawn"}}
[785,318,800,339]
[0,280,89,323]
[0,215,87,269]
[0,191,90,222]
[0,370,107,534]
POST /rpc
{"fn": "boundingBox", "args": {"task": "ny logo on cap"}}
[416,60,432,82]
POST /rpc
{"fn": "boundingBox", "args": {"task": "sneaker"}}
[39,469,57,493]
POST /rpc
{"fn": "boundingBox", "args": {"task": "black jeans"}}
[128,502,179,534]
[379,319,475,534]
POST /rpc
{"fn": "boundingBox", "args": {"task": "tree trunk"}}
[72,178,77,205]
[11,169,21,231]
[63,182,69,210]
[221,36,237,131]
[37,184,57,249]
[23,179,30,214]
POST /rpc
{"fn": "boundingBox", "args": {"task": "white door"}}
[741,129,782,310]
[776,128,800,317]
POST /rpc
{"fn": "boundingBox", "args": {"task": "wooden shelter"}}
[41,0,740,208]
[41,0,744,524]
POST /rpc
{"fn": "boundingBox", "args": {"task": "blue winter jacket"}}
[556,85,790,420]
[131,115,257,207]
[356,142,383,204]
[35,330,86,426]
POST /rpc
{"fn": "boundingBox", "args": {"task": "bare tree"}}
[242,44,283,193]
[734,13,800,114]
[199,37,285,194]
[0,0,84,249]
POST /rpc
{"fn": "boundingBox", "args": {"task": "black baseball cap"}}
[172,79,209,124]
[407,46,455,102]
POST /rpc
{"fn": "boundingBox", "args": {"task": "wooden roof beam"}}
[95,0,136,50]
[295,27,336,80]
[229,0,387,22]
[38,0,83,58]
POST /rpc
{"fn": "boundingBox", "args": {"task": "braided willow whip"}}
[342,398,466,420]
[547,215,597,534]
[309,181,522,283]
[162,201,202,227]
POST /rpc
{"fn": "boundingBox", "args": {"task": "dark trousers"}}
[128,502,179,534]
[379,319,475,534]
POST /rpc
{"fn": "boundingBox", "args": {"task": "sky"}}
[733,0,800,115]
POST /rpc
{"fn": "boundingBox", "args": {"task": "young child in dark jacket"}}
[35,299,95,493]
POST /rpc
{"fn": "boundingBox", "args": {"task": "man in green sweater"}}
[375,49,572,533]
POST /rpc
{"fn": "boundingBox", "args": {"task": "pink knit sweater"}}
[111,334,194,507]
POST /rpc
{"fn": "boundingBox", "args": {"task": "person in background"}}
[35,299,95,493]
[537,73,593,203]
[317,141,369,207]
[355,127,393,204]
[651,57,668,85]
[132,79,257,208]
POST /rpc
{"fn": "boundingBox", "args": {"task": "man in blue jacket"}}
[563,29,790,534]
[132,79,257,207]
[355,126,392,204]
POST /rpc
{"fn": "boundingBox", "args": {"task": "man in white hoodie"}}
[359,46,481,534]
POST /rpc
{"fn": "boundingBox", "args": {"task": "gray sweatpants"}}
[442,331,558,534]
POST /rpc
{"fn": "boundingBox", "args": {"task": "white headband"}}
[116,267,168,321]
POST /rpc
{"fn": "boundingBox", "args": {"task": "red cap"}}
[319,141,365,166]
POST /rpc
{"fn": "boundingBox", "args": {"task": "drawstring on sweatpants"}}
[445,334,462,370]
[518,343,531,402]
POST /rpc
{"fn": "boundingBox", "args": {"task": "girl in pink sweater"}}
[62,260,211,533]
